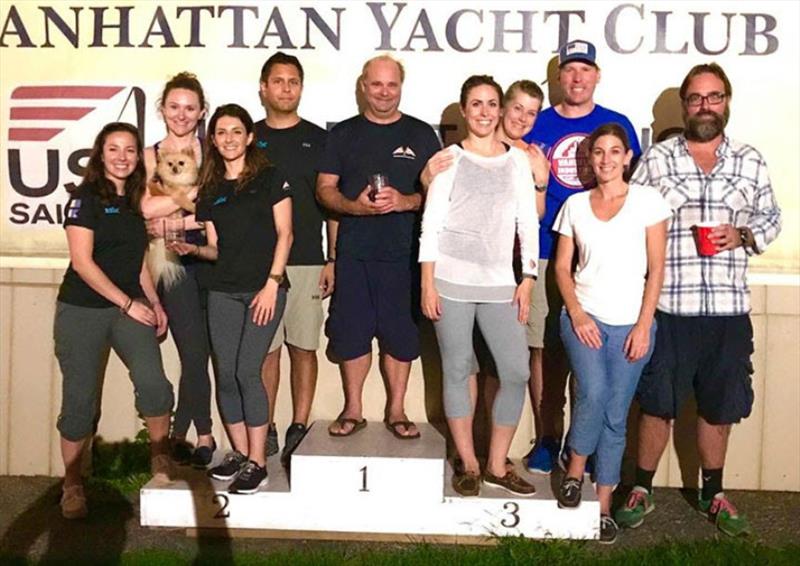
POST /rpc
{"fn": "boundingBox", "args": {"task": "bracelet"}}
[120,297,133,314]
[326,257,336,264]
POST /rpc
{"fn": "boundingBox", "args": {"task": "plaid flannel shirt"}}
[631,135,781,316]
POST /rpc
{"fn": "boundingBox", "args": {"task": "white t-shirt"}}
[553,183,672,325]
[419,145,539,302]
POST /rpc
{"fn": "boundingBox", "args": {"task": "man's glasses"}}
[684,92,726,107]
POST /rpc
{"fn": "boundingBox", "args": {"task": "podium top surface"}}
[294,421,446,460]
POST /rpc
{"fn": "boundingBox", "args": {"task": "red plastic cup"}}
[693,222,719,256]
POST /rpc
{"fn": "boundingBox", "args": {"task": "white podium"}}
[140,421,599,541]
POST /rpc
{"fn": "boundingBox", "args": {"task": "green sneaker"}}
[698,492,751,537]
[615,486,655,529]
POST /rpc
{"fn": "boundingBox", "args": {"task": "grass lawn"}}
[104,538,799,565]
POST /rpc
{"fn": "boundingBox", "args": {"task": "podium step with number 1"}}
[291,420,444,503]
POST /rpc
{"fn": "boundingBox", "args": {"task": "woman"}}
[420,76,539,497]
[494,80,550,217]
[55,122,174,519]
[552,123,670,543]
[173,104,292,494]
[423,80,550,469]
[141,72,216,468]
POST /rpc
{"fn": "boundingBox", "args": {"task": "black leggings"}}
[161,265,212,437]
[208,289,286,427]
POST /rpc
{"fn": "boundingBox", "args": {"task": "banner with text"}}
[1,0,797,271]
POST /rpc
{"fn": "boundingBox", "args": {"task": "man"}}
[316,54,440,438]
[523,39,642,474]
[615,63,781,537]
[254,52,334,464]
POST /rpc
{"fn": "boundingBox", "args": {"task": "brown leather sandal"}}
[384,420,421,440]
[328,416,367,437]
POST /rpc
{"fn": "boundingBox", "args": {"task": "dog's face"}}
[157,147,198,186]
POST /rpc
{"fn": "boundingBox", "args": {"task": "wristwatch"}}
[268,273,285,285]
[737,227,751,248]
[534,183,547,193]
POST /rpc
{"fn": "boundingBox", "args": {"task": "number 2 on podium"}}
[212,494,230,519]
[359,465,369,492]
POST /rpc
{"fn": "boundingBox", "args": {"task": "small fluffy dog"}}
[147,147,199,290]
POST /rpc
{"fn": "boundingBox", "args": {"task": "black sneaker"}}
[557,476,583,509]
[190,439,216,469]
[207,450,247,481]
[228,461,268,494]
[599,514,619,544]
[266,423,279,457]
[281,423,307,466]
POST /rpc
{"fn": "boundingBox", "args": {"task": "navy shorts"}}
[326,256,420,362]
[636,311,754,425]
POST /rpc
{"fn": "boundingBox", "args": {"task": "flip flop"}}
[385,420,421,440]
[328,416,367,437]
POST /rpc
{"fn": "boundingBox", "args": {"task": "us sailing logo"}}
[8,86,126,142]
[6,85,145,226]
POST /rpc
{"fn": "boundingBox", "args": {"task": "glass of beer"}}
[368,173,388,202]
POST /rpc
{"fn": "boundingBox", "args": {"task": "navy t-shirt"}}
[253,119,327,266]
[523,104,641,259]
[318,114,440,261]
[57,183,147,308]
[196,167,292,293]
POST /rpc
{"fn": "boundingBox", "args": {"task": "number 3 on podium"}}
[501,501,520,528]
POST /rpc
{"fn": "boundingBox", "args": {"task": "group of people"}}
[52,38,781,545]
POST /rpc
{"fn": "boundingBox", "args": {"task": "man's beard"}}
[684,107,728,142]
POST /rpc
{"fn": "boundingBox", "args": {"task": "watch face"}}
[738,228,750,247]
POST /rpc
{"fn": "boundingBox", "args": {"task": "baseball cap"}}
[558,40,598,67]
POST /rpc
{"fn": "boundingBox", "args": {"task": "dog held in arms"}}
[147,147,199,290]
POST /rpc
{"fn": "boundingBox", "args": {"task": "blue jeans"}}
[560,309,656,486]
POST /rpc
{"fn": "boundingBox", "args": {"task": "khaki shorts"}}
[526,259,563,348]
[269,265,324,352]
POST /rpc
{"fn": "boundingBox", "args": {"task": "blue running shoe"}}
[525,437,561,474]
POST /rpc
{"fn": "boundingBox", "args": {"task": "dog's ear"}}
[181,146,195,157]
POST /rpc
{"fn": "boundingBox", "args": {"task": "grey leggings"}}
[207,289,286,427]
[54,302,174,441]
[160,266,212,437]
[434,298,530,426]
